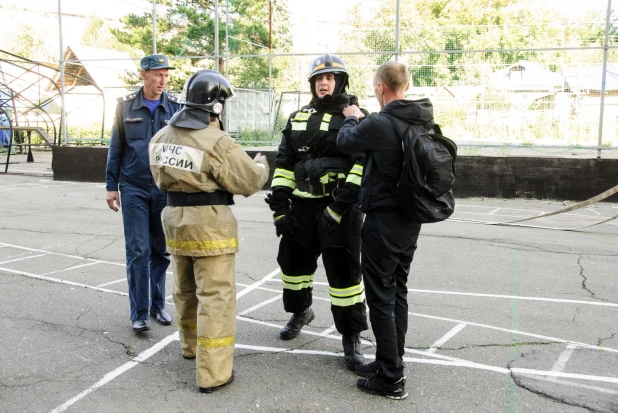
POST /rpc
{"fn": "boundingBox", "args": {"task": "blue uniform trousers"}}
[120,181,169,321]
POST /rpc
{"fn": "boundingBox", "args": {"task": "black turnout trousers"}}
[361,207,421,380]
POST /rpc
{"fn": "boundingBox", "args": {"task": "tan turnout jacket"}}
[149,120,269,257]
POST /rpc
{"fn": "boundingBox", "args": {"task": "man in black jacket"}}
[265,53,369,371]
[337,61,433,400]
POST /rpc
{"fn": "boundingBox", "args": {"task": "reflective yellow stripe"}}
[281,273,313,291]
[329,283,365,307]
[292,122,308,131]
[272,177,297,189]
[319,173,331,184]
[178,322,197,332]
[292,189,328,198]
[345,174,362,186]
[197,336,235,348]
[274,214,285,222]
[326,206,342,224]
[320,113,332,131]
[330,292,365,307]
[293,112,311,121]
[166,238,238,251]
[350,164,363,175]
[329,283,364,297]
[274,168,295,180]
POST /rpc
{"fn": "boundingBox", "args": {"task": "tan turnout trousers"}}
[173,253,236,388]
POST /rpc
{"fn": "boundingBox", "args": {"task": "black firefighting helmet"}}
[183,69,235,115]
[308,53,349,97]
[168,70,235,130]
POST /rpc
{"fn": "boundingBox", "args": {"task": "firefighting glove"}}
[274,213,300,237]
[321,186,357,233]
[265,191,299,237]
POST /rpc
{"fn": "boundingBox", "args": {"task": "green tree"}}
[340,0,577,87]
[111,0,292,90]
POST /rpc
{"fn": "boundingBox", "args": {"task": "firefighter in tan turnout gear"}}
[149,69,269,393]
[266,53,369,370]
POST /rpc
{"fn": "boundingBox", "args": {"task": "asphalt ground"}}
[0,160,617,412]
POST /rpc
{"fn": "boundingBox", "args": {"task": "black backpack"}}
[381,115,457,224]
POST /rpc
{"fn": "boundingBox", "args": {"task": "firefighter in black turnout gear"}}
[265,53,369,370]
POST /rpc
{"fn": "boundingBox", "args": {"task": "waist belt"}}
[296,178,346,196]
[166,190,234,207]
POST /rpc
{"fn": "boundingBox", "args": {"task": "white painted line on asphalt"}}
[234,343,490,370]
[47,268,286,412]
[236,282,281,294]
[411,312,618,354]
[0,242,125,266]
[427,323,467,353]
[408,288,618,308]
[96,278,126,288]
[44,260,102,275]
[48,332,179,413]
[518,373,618,395]
[551,343,577,373]
[319,325,338,337]
[236,315,510,374]
[0,253,47,265]
[0,267,128,297]
[488,208,500,215]
[512,368,618,384]
[237,282,331,301]
[239,294,282,316]
[236,268,279,299]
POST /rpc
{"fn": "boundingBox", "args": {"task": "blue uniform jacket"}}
[106,88,180,191]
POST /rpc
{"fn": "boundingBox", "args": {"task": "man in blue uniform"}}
[265,53,369,370]
[105,54,180,332]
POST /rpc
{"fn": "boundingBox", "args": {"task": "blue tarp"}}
[0,114,9,147]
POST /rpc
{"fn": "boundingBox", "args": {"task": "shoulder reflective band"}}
[346,163,363,186]
[272,168,297,190]
[329,283,365,307]
[197,336,235,348]
[281,272,314,291]
[320,113,332,131]
[292,112,311,131]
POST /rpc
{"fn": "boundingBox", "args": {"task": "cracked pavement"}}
[0,174,616,412]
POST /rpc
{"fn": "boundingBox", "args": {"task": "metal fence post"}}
[597,0,612,159]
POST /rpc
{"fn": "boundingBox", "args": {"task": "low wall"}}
[52,146,618,202]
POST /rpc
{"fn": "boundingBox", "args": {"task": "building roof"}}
[491,60,564,92]
[563,64,618,92]
[49,45,136,90]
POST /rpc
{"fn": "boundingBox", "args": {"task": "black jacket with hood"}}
[336,98,434,212]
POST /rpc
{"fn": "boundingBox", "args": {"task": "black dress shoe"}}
[132,320,149,332]
[199,371,235,393]
[150,308,172,325]
[280,308,315,340]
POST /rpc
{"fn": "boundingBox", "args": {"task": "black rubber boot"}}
[342,333,365,370]
[280,308,315,340]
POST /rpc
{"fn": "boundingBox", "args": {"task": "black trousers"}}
[362,208,421,380]
[277,197,368,336]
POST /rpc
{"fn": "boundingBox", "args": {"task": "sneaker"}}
[355,361,378,378]
[357,375,408,400]
[199,371,235,393]
[355,361,407,382]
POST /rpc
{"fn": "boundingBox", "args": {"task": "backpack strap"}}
[369,114,416,200]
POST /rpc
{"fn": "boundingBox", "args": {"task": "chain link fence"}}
[0,0,616,157]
